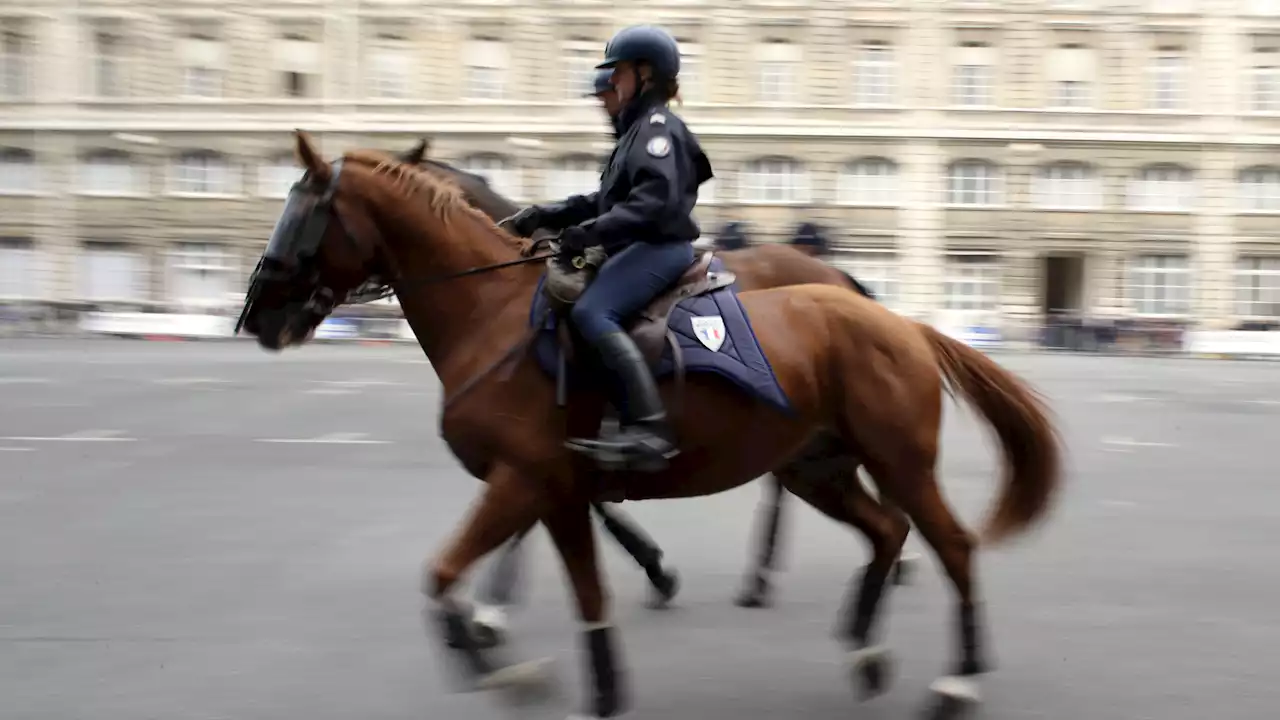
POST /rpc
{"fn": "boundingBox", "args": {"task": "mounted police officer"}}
[790,221,830,258]
[716,221,752,251]
[500,24,713,470]
[587,68,623,134]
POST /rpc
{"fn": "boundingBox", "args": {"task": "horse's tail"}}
[918,324,1063,546]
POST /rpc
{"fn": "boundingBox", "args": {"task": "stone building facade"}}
[2,0,1280,332]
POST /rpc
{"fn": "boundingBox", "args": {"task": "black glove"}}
[498,207,543,238]
[556,225,591,255]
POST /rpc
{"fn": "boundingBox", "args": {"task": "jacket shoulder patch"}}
[649,113,666,125]
[646,136,671,158]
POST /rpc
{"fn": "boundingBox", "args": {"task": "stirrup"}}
[566,426,678,472]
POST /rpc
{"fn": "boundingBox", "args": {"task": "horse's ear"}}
[400,138,429,165]
[293,130,330,181]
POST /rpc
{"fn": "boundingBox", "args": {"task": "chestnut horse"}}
[238,133,1062,719]
[395,140,919,623]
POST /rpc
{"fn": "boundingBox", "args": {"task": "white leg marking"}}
[476,657,554,690]
[846,645,888,667]
[930,675,981,703]
[472,604,508,630]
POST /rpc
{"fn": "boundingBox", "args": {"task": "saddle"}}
[544,249,737,404]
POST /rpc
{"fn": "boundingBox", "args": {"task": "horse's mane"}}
[342,149,527,252]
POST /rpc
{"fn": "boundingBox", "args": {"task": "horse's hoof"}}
[477,657,557,703]
[926,675,981,718]
[471,622,505,649]
[893,552,921,586]
[847,646,894,700]
[646,569,679,609]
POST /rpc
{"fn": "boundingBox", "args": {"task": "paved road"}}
[0,339,1276,720]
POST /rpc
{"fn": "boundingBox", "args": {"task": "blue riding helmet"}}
[584,68,614,97]
[596,25,680,79]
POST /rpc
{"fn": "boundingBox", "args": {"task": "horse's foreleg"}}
[459,520,537,650]
[545,499,627,719]
[592,502,680,609]
[423,464,553,693]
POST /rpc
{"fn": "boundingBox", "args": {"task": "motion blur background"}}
[1,0,1279,355]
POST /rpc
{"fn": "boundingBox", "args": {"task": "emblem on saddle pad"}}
[690,315,726,352]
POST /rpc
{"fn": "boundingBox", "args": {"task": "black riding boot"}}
[568,331,677,471]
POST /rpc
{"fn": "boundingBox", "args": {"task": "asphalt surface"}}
[0,339,1276,720]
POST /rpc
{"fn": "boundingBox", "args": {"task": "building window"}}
[1047,44,1095,109]
[756,41,800,104]
[178,27,225,98]
[853,43,895,106]
[0,148,36,194]
[366,34,412,99]
[459,154,521,200]
[257,156,302,198]
[464,39,508,100]
[1148,49,1186,110]
[1127,254,1191,316]
[547,155,600,199]
[78,241,145,302]
[1239,166,1280,211]
[78,151,144,195]
[171,151,238,195]
[740,157,809,203]
[563,41,598,100]
[1128,164,1195,211]
[946,160,1001,206]
[697,176,718,206]
[678,41,702,102]
[1033,162,1101,209]
[274,32,320,99]
[1235,256,1280,318]
[952,43,995,107]
[837,158,898,205]
[944,252,1001,311]
[1247,0,1280,15]
[0,28,31,98]
[0,237,39,299]
[832,249,899,308]
[1249,40,1280,112]
[90,27,128,97]
[167,242,237,310]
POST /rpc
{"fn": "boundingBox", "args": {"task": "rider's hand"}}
[556,226,589,255]
[497,207,542,238]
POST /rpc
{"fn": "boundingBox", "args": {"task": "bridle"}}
[235,158,555,335]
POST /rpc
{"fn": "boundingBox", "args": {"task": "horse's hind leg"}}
[592,502,680,609]
[734,473,786,608]
[874,459,988,712]
[774,441,910,700]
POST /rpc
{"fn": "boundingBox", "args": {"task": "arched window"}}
[1127,164,1194,211]
[740,157,809,203]
[1033,161,1101,209]
[837,157,898,205]
[459,153,521,200]
[1238,166,1280,212]
[171,150,238,195]
[946,160,1001,205]
[0,147,36,193]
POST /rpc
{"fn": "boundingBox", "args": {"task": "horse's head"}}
[236,132,398,351]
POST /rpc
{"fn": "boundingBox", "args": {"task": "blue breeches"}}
[570,241,695,343]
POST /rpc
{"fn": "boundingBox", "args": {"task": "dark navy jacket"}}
[538,90,714,255]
